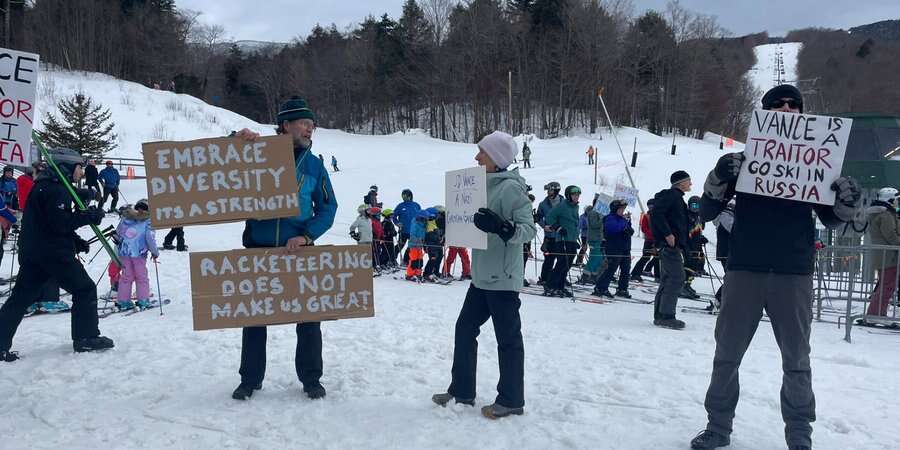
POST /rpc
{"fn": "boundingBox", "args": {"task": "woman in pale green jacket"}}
[432,131,536,420]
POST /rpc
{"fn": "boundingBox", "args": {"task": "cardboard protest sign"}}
[143,135,299,228]
[736,109,852,206]
[614,183,639,207]
[189,244,375,330]
[445,166,487,249]
[0,48,39,166]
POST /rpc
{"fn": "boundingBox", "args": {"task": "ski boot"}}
[592,289,614,299]
[431,392,474,407]
[162,243,176,250]
[116,299,135,311]
[614,289,632,299]
[135,299,153,309]
[542,286,556,297]
[631,274,644,283]
[556,288,574,298]
[73,336,115,353]
[176,245,189,252]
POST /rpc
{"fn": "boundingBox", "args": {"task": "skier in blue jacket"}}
[98,161,121,212]
[393,189,421,265]
[230,97,337,402]
[592,200,634,299]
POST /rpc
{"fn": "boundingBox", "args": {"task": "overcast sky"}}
[176,0,900,43]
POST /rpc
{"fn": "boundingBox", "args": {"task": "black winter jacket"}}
[700,182,844,275]
[649,188,690,250]
[19,174,92,264]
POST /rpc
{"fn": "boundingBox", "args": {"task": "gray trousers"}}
[704,270,815,447]
[654,246,684,319]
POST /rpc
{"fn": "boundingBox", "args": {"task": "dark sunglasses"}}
[765,98,802,110]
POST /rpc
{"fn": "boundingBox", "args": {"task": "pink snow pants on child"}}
[117,256,150,301]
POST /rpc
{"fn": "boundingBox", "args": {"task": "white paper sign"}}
[736,109,852,206]
[445,166,487,250]
[613,183,639,207]
[593,192,615,216]
[0,48,38,166]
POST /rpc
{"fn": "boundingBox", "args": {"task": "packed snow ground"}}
[0,69,897,450]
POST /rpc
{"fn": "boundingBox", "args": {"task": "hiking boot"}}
[162,244,176,250]
[592,289,614,299]
[690,429,730,449]
[232,382,262,400]
[304,382,327,399]
[655,318,686,330]
[481,402,524,419]
[615,290,631,299]
[431,392,475,407]
[176,246,189,252]
[0,349,19,362]
[73,336,115,353]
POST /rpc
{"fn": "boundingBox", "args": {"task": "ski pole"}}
[154,258,163,316]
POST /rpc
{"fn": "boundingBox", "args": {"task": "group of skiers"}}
[349,185,472,283]
[0,84,884,449]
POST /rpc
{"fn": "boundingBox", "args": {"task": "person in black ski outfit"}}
[0,148,112,362]
[84,159,100,205]
[162,226,187,251]
[649,170,692,330]
[690,84,862,450]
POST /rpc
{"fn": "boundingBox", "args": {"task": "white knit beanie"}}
[478,131,517,170]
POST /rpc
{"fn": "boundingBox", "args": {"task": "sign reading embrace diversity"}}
[142,135,300,228]
[736,109,852,206]
[190,245,376,330]
[0,47,39,166]
[445,166,487,250]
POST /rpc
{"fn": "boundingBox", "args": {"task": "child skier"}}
[406,210,428,281]
[381,209,398,269]
[368,206,386,271]
[423,207,446,282]
[115,199,159,310]
[349,204,373,245]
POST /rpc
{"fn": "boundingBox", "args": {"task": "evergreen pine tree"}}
[38,92,117,159]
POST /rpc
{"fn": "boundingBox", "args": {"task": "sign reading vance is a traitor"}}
[190,245,375,330]
[0,47,39,166]
[445,166,487,250]
[143,135,299,228]
[736,109,852,206]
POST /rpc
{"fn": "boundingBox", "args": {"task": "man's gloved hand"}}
[74,237,90,254]
[74,207,104,227]
[714,152,745,183]
[473,208,515,242]
[832,176,862,222]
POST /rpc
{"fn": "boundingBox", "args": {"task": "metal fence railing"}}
[815,244,900,342]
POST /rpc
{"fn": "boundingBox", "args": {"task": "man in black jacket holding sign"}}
[690,85,862,450]
[0,149,111,361]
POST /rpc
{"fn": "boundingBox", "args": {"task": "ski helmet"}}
[369,185,378,192]
[876,187,898,203]
[49,148,85,180]
[544,181,561,192]
[367,206,382,216]
[357,204,368,214]
[433,205,446,213]
[688,196,701,212]
[425,207,438,218]
[382,208,394,217]
[564,185,582,200]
